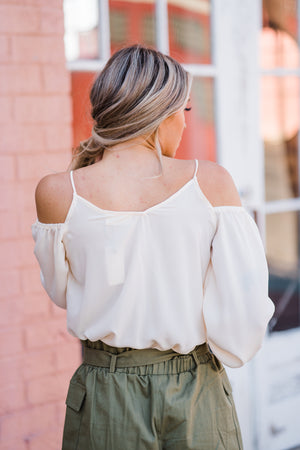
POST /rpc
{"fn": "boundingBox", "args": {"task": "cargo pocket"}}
[221,370,232,398]
[62,381,86,450]
[220,371,243,450]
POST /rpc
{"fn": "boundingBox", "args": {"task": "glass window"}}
[262,75,299,202]
[262,0,298,69]
[261,0,300,202]
[64,0,99,61]
[267,211,300,332]
[177,77,215,161]
[109,0,156,53]
[261,0,300,333]
[64,0,216,162]
[168,0,212,64]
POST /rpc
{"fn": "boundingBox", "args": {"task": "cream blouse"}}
[31,160,274,368]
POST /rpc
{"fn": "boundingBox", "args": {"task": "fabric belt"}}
[82,342,210,373]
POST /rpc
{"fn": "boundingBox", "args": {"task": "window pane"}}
[64,0,99,61]
[109,0,156,53]
[267,211,300,332]
[168,0,212,64]
[261,0,298,69]
[177,77,216,161]
[261,75,299,201]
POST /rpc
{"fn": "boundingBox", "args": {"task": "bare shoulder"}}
[196,160,242,207]
[35,171,73,224]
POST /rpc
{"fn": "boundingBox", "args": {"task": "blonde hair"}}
[70,45,192,170]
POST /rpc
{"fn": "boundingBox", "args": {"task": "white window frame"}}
[66,0,216,73]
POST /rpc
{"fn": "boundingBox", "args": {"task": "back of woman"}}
[32,45,274,450]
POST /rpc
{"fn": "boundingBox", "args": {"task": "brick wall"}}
[0,1,82,448]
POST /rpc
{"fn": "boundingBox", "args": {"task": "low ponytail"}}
[68,45,192,171]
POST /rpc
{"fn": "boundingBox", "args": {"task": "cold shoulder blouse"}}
[31,160,274,368]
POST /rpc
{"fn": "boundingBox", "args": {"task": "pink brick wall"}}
[0,1,81,449]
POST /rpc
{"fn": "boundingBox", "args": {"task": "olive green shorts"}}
[62,340,243,450]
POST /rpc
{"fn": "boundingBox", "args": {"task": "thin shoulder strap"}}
[70,170,77,195]
[193,159,198,178]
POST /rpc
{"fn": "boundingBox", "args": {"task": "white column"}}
[213,2,264,449]
[212,0,263,210]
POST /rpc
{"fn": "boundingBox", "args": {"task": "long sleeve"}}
[31,221,69,309]
[203,207,275,368]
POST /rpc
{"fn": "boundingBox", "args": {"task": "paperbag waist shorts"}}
[62,340,243,450]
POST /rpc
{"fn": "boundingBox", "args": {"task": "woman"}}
[32,45,274,450]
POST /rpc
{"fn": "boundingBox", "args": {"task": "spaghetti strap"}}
[193,159,198,178]
[70,171,77,195]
